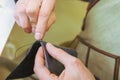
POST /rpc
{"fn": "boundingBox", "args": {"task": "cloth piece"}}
[6,41,77,80]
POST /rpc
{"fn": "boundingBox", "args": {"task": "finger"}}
[46,43,77,66]
[34,47,50,79]
[32,27,36,34]
[14,0,24,26]
[14,0,32,33]
[34,11,55,38]
[46,11,56,31]
[26,0,42,28]
[19,14,32,33]
[35,0,56,40]
[34,47,58,80]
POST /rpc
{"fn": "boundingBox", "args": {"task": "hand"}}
[14,0,56,40]
[34,43,95,80]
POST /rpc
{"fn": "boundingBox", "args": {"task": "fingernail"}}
[47,43,55,48]
[35,32,41,40]
[47,43,53,47]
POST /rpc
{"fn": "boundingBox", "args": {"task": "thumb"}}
[46,43,77,66]
[34,47,58,80]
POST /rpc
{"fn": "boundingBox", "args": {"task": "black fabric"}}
[6,41,77,80]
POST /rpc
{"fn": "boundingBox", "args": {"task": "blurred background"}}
[0,0,88,80]
[44,0,87,44]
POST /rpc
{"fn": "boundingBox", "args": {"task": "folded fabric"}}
[6,41,77,80]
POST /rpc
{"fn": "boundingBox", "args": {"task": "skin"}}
[15,0,95,79]
[14,0,56,40]
[34,43,95,80]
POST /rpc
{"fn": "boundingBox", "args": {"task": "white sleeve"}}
[0,0,15,55]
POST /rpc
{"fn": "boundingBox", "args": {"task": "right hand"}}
[14,0,56,40]
[34,43,95,80]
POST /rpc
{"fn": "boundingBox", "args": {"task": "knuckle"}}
[26,7,36,16]
[71,58,81,67]
[16,8,26,15]
[52,17,56,23]
[40,12,49,19]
